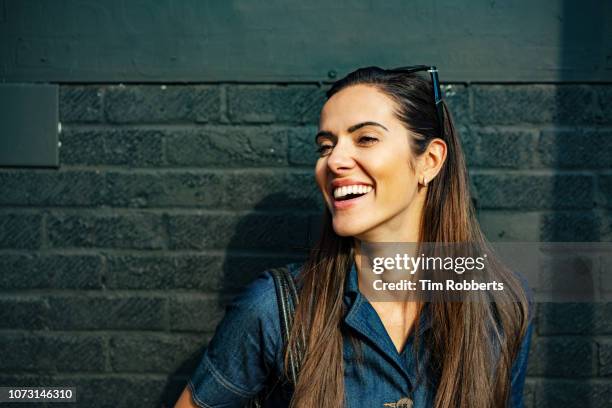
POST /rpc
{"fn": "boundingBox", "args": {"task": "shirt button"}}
[395,397,413,408]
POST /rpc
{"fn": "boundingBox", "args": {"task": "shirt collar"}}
[344,257,360,299]
[343,258,432,333]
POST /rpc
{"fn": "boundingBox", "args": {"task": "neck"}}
[353,238,420,302]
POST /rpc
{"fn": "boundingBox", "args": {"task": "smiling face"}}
[315,84,427,242]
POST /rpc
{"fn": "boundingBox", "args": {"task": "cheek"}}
[370,155,415,198]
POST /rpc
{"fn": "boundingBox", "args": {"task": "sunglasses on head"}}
[386,65,445,138]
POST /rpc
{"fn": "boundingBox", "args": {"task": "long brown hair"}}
[284,67,531,408]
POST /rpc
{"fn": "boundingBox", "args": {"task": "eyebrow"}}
[314,121,389,143]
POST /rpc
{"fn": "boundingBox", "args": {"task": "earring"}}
[419,175,427,186]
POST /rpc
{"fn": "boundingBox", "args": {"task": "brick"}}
[47,212,165,249]
[0,297,48,329]
[222,170,322,211]
[227,85,326,124]
[537,303,612,335]
[168,295,227,332]
[527,337,597,377]
[226,170,321,211]
[540,211,601,241]
[0,332,105,372]
[598,174,612,208]
[106,253,297,292]
[0,374,48,389]
[60,128,164,166]
[0,169,323,210]
[477,211,541,241]
[105,85,220,123]
[287,213,318,252]
[281,172,324,210]
[473,85,597,125]
[0,213,41,249]
[456,125,478,168]
[76,377,168,407]
[593,85,612,125]
[165,126,289,167]
[523,379,535,408]
[599,339,612,376]
[537,252,601,302]
[103,170,324,210]
[534,380,612,408]
[0,254,103,289]
[59,86,103,123]
[441,84,469,123]
[104,171,226,208]
[461,127,538,168]
[106,254,177,290]
[470,172,594,210]
[109,333,205,373]
[599,211,612,241]
[287,125,321,166]
[546,85,596,125]
[0,170,106,206]
[215,255,305,289]
[600,251,612,292]
[537,129,612,168]
[166,212,295,250]
[46,295,166,330]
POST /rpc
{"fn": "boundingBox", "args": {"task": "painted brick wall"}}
[1,82,611,407]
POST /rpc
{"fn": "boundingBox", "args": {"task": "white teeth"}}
[333,184,373,199]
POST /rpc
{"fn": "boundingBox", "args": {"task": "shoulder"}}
[231,261,303,311]
[234,262,304,368]
[189,263,304,403]
[218,262,305,351]
[286,261,304,279]
[223,261,305,320]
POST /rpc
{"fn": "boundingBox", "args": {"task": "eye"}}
[315,144,334,156]
[358,135,378,145]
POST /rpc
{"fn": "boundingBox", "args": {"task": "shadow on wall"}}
[538,0,604,407]
[159,192,321,407]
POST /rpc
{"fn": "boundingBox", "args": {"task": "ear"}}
[418,138,447,184]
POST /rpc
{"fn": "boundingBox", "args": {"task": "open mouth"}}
[332,185,373,203]
[335,191,368,201]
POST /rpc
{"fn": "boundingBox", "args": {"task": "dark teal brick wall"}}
[1,81,612,408]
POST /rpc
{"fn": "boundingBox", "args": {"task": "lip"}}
[330,178,373,189]
[329,178,374,210]
[333,188,373,210]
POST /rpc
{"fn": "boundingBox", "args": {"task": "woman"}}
[175,66,533,408]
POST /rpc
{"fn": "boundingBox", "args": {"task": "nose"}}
[326,139,355,174]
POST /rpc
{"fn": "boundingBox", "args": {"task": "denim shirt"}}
[189,261,534,407]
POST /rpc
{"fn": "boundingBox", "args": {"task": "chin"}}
[332,218,370,238]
